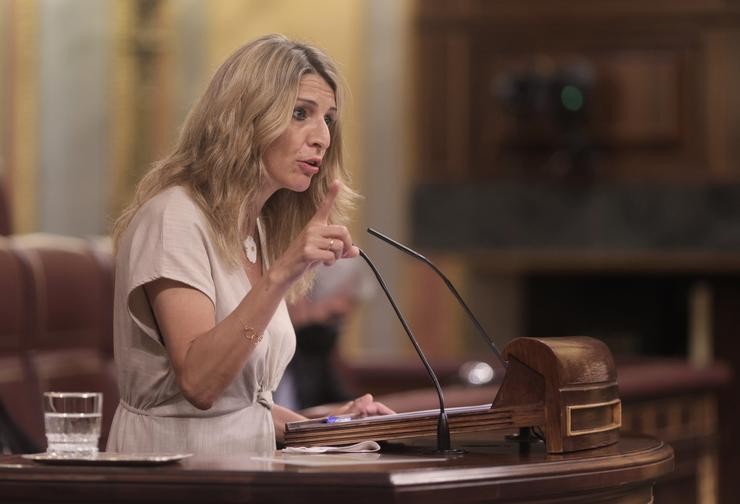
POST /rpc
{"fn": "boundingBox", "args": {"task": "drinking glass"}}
[43,392,102,455]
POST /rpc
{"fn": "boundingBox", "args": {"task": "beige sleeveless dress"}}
[106,186,295,455]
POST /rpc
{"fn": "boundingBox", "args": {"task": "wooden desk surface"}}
[0,434,673,504]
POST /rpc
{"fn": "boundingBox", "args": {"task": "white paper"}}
[281,440,381,454]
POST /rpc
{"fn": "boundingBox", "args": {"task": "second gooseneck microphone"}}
[367,227,507,371]
[357,248,458,454]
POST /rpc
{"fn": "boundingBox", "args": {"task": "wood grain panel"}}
[416,1,740,183]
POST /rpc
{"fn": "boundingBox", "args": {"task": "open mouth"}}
[298,159,321,176]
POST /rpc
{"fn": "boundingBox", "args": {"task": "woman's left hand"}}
[332,393,395,418]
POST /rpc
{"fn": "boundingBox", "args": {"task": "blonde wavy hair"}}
[113,34,357,297]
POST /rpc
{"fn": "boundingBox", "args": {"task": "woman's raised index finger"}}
[312,180,341,223]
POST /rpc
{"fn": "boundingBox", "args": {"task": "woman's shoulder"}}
[119,184,214,266]
[122,186,210,249]
[143,185,198,213]
[136,185,205,225]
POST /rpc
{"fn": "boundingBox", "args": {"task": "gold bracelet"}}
[238,317,263,344]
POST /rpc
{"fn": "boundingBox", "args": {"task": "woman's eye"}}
[292,107,307,120]
[324,115,335,127]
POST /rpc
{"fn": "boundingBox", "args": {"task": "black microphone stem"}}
[367,227,507,369]
[357,248,452,453]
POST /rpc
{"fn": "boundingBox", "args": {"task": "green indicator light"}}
[561,85,584,112]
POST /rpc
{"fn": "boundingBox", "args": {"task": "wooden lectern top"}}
[286,336,622,454]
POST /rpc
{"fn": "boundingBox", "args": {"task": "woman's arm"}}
[271,404,308,445]
[146,181,358,410]
[145,270,290,410]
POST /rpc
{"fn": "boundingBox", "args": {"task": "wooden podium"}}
[286,336,622,454]
[0,337,673,503]
[0,434,673,503]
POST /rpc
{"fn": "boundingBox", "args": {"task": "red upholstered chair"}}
[0,237,44,449]
[86,235,115,360]
[0,179,12,236]
[0,237,29,355]
[12,234,118,450]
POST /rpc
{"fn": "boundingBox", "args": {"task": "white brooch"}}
[244,235,257,263]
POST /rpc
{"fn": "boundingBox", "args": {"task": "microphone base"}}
[434,411,464,455]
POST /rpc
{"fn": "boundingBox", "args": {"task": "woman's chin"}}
[289,176,313,193]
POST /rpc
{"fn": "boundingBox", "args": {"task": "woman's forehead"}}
[297,74,337,109]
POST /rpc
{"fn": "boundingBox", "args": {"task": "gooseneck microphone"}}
[357,248,459,454]
[367,227,507,371]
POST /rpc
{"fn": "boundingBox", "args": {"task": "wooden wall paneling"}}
[465,28,707,182]
[592,50,683,146]
[421,1,740,21]
[419,3,740,183]
[416,31,449,181]
[624,392,721,504]
[704,29,740,181]
[709,278,740,504]
[416,28,473,182]
[414,3,740,500]
[445,29,471,181]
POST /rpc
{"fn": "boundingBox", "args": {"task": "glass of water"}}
[43,392,102,456]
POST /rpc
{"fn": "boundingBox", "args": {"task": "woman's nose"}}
[308,119,331,150]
